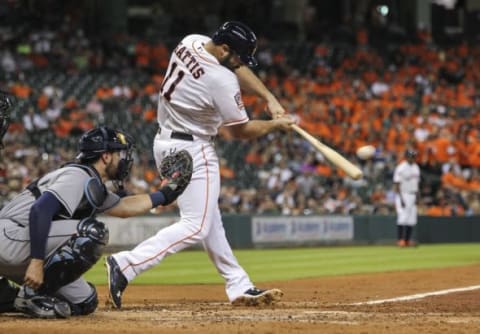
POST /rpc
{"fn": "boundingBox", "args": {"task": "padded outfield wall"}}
[102,215,480,250]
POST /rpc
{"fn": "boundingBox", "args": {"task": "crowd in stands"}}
[0,19,479,217]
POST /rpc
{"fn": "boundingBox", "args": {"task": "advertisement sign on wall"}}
[252,216,354,244]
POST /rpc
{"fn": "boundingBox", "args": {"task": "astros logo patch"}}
[234,92,244,109]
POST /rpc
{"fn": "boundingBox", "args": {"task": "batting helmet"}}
[212,21,258,67]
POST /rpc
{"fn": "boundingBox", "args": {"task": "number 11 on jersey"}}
[160,62,185,101]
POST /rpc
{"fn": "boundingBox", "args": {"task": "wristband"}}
[149,191,166,208]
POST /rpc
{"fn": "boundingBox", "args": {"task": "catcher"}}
[0,126,192,318]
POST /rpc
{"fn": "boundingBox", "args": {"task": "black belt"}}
[158,128,193,141]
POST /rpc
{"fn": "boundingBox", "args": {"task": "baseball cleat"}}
[105,255,128,309]
[14,286,71,319]
[232,287,283,306]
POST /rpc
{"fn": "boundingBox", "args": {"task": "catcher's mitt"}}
[158,149,193,205]
[0,90,16,149]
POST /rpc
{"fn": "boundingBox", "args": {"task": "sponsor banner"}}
[101,215,179,246]
[252,216,354,243]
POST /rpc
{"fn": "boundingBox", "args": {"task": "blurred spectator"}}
[275,180,297,215]
[85,97,104,123]
[22,107,49,143]
[1,48,16,73]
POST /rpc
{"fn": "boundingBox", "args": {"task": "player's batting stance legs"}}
[107,141,251,301]
[107,137,282,308]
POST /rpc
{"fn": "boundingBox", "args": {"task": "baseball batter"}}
[0,126,190,318]
[393,149,421,247]
[107,21,294,307]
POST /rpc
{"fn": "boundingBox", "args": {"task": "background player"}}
[106,21,295,307]
[393,148,421,247]
[0,126,190,318]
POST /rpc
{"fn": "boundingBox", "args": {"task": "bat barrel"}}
[291,125,363,180]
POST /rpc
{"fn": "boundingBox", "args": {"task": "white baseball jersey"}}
[393,161,421,225]
[157,34,249,137]
[393,161,420,194]
[113,34,257,302]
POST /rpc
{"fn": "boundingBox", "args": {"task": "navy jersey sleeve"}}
[29,192,62,259]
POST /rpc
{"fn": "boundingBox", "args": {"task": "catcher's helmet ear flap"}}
[212,21,258,67]
[76,126,132,160]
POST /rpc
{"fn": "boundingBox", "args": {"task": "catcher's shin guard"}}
[68,282,98,316]
[40,217,109,294]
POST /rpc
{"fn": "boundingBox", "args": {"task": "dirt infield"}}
[2,264,480,333]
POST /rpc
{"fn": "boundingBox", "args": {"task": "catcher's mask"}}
[76,126,134,181]
[212,21,258,67]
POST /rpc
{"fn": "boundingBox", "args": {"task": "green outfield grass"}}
[85,243,480,285]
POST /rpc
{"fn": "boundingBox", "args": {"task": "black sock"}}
[405,226,413,241]
[397,225,405,240]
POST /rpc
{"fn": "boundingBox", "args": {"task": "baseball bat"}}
[292,124,363,180]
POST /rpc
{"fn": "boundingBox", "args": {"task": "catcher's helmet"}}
[212,21,258,67]
[77,126,134,180]
[77,126,132,160]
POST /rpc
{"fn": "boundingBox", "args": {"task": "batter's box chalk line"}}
[348,284,480,305]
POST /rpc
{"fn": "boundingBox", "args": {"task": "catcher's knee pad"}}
[41,217,109,294]
[69,283,98,316]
